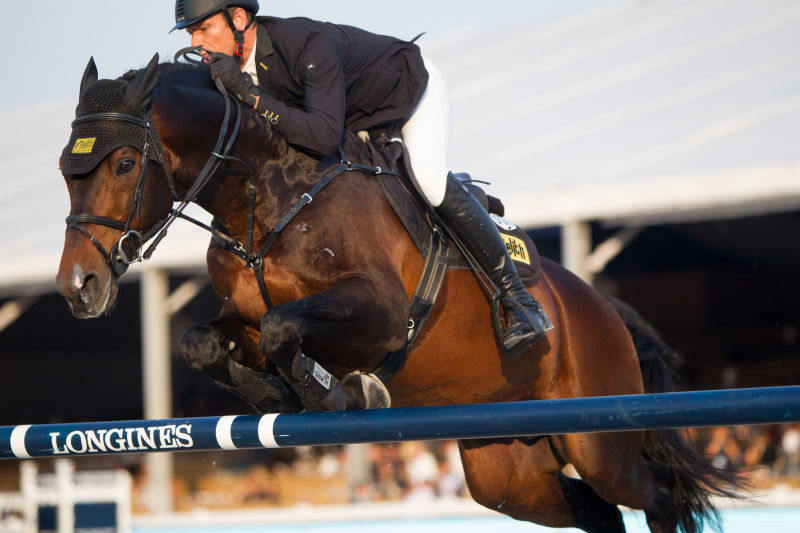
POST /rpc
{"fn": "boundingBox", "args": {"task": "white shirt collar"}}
[242,33,259,86]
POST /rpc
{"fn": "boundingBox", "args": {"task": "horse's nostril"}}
[78,273,100,304]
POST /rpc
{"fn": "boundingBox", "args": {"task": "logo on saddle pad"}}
[503,234,530,265]
[72,137,96,154]
[491,214,531,265]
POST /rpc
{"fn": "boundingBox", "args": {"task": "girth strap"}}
[406,228,462,346]
[374,224,461,383]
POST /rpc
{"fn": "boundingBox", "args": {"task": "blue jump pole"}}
[1,386,798,460]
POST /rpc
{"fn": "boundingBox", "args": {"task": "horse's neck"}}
[185,127,327,240]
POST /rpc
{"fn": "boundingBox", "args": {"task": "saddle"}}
[381,172,542,283]
[365,135,543,381]
[371,135,541,284]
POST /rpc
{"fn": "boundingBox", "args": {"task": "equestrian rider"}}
[172,0,553,360]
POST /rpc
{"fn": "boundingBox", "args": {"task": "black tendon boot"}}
[287,350,346,412]
[436,174,553,358]
[282,350,390,411]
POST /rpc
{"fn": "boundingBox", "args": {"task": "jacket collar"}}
[256,21,274,57]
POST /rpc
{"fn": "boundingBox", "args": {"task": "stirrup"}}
[493,295,553,358]
[515,299,554,335]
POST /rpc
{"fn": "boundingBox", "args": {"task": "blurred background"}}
[1,0,799,531]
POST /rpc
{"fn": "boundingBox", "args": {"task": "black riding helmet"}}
[172,0,259,31]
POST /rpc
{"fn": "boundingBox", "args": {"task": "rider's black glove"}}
[209,52,257,107]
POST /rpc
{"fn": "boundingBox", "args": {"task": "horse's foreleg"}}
[180,311,302,413]
[259,276,405,411]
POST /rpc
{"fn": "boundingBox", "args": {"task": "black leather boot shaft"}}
[436,174,552,357]
[437,175,530,294]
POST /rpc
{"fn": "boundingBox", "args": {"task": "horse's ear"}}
[79,57,98,97]
[125,53,160,112]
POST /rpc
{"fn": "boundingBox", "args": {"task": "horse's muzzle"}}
[56,264,117,319]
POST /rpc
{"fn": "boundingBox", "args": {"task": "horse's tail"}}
[606,295,743,533]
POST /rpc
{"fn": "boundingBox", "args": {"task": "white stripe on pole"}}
[258,414,279,448]
[215,416,238,450]
[10,425,31,458]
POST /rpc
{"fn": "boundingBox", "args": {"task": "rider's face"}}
[186,13,235,57]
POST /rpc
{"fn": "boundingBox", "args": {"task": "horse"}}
[55,54,738,533]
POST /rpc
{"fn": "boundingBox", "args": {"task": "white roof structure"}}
[439,0,800,226]
[1,0,799,293]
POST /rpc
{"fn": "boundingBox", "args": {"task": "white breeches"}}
[401,56,451,207]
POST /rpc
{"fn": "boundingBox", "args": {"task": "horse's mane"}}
[120,62,214,90]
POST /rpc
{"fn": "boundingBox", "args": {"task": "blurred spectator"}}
[704,426,743,472]
[236,465,278,505]
[369,443,406,500]
[402,442,439,501]
[317,446,347,478]
[777,425,800,476]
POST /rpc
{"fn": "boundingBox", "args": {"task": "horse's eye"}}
[117,160,135,174]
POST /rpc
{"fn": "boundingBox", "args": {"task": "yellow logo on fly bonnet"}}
[72,138,97,154]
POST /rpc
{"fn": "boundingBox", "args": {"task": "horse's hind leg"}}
[642,461,680,533]
[562,431,682,532]
[180,311,301,412]
[459,437,625,533]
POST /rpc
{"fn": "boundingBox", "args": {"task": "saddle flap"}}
[377,173,433,258]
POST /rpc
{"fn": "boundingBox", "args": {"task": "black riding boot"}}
[436,174,553,358]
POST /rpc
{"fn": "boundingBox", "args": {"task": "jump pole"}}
[2,386,799,460]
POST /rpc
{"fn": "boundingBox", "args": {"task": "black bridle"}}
[65,72,242,278]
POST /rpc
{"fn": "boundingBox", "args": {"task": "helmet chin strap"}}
[221,8,254,58]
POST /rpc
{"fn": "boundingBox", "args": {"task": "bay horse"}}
[56,55,737,533]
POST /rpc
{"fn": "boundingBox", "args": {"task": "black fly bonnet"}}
[60,78,158,176]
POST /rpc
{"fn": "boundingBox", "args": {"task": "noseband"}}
[65,74,242,277]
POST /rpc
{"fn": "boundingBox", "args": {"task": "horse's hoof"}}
[341,371,391,410]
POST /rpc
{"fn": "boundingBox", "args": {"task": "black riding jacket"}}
[251,16,429,157]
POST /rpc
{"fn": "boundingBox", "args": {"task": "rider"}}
[172,0,553,359]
